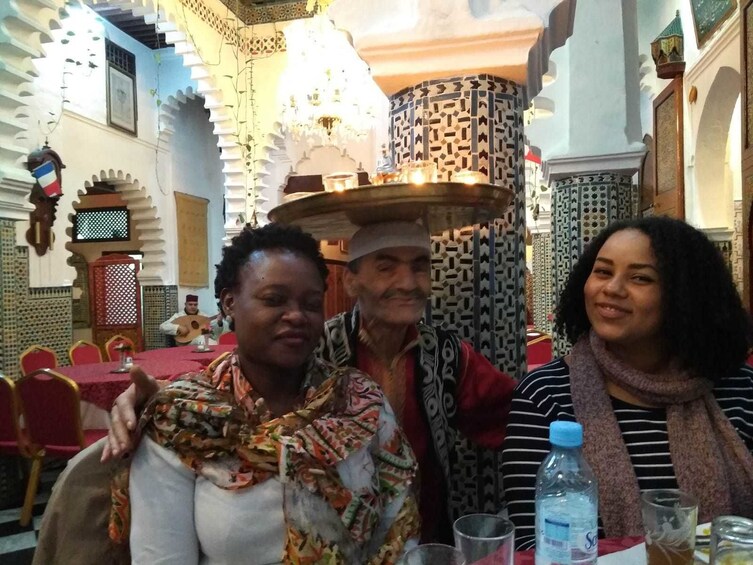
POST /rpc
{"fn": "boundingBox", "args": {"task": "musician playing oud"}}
[159,294,213,347]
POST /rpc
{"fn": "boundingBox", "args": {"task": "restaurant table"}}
[56,358,205,429]
[514,536,644,564]
[134,344,236,367]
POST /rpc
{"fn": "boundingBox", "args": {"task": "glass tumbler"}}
[400,543,466,565]
[453,513,514,564]
[641,489,698,565]
[710,515,753,565]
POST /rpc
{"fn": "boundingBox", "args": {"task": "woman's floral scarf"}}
[109,355,420,564]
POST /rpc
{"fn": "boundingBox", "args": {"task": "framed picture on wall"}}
[106,62,137,135]
[689,0,737,47]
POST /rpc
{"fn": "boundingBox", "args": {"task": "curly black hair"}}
[555,216,753,381]
[214,224,329,329]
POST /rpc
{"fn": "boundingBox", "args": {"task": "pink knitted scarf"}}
[568,331,753,537]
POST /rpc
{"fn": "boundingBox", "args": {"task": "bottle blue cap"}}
[550,421,583,448]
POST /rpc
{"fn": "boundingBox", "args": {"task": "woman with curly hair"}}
[115,223,419,564]
[502,216,753,550]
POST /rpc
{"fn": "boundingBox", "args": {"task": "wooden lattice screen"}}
[89,253,143,353]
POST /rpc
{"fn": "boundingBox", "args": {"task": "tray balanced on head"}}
[267,182,514,240]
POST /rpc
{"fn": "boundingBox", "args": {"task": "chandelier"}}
[279,13,380,146]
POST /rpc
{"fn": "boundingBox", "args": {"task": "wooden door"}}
[89,253,143,354]
[653,77,685,219]
[324,261,355,319]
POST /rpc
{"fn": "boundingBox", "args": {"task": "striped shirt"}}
[501,358,753,550]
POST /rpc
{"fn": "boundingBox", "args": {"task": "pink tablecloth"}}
[514,536,644,564]
[56,358,204,411]
[134,344,236,367]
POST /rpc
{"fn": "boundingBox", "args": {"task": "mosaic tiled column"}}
[390,75,526,379]
[142,285,179,350]
[733,201,744,296]
[0,220,19,376]
[532,232,553,333]
[389,75,525,519]
[551,173,635,353]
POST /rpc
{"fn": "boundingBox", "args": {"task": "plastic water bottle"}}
[535,421,598,565]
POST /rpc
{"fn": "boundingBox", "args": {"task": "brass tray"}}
[268,182,514,240]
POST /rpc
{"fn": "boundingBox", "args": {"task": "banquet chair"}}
[0,375,38,523]
[14,369,108,526]
[0,375,25,456]
[104,334,136,362]
[218,331,238,345]
[68,340,103,365]
[19,345,58,376]
[527,334,553,368]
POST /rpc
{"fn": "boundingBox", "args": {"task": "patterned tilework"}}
[178,0,287,56]
[15,247,72,375]
[0,461,65,564]
[142,285,179,350]
[0,220,17,377]
[390,74,527,376]
[214,0,310,25]
[733,200,743,296]
[390,75,526,519]
[0,223,72,378]
[551,173,635,354]
[532,232,553,333]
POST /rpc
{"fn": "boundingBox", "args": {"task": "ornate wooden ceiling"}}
[216,0,311,25]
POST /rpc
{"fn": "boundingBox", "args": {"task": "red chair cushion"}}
[71,344,102,365]
[16,373,81,448]
[20,348,57,374]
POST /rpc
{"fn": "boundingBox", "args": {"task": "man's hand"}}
[176,324,189,337]
[101,366,160,462]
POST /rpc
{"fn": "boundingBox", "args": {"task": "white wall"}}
[17,4,215,288]
[170,96,225,314]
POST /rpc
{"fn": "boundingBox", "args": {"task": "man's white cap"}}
[348,221,430,262]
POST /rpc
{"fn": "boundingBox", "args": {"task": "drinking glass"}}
[400,543,466,565]
[453,513,514,564]
[641,489,698,565]
[710,515,753,565]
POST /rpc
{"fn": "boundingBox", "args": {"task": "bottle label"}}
[539,514,597,563]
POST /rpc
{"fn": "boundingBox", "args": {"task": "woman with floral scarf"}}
[116,224,419,564]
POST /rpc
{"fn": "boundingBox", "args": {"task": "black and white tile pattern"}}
[0,459,63,565]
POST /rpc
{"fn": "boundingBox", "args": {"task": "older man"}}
[36,222,513,562]
[318,221,515,542]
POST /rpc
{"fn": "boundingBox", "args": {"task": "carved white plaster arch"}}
[65,168,167,284]
[254,120,289,226]
[0,0,244,237]
[693,66,741,229]
[157,85,199,146]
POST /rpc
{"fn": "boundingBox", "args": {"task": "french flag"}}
[31,161,62,198]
